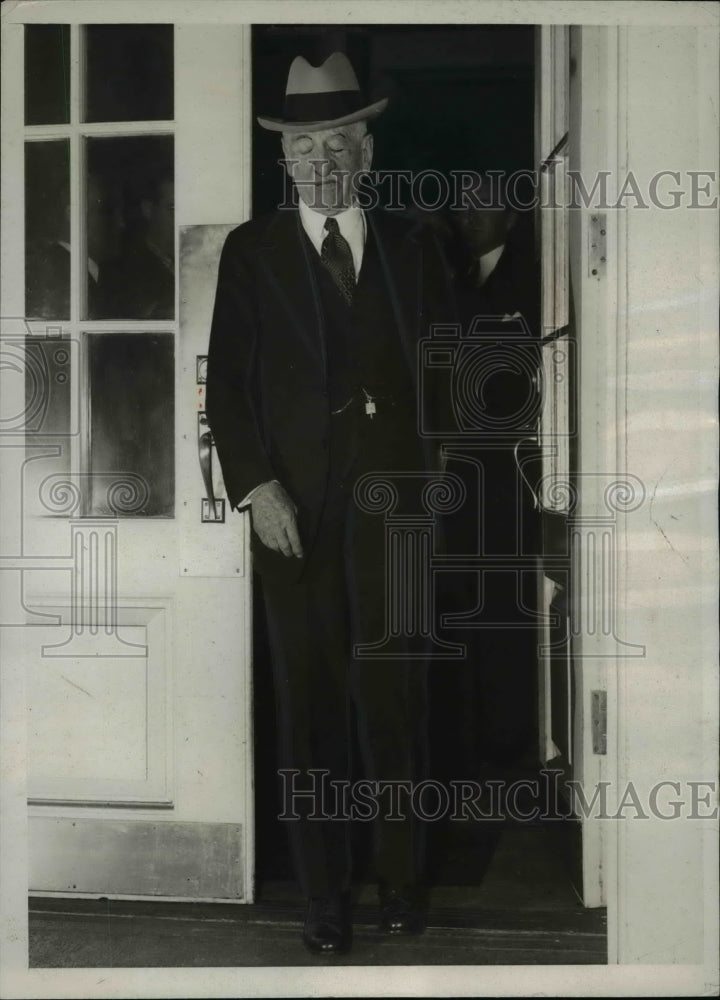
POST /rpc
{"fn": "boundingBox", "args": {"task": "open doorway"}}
[249,24,599,947]
[9,9,714,978]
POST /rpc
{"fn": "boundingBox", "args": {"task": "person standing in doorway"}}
[206,52,456,955]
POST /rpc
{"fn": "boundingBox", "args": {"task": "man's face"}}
[281,125,373,216]
[456,205,511,258]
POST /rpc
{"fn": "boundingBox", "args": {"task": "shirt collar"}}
[298,198,366,249]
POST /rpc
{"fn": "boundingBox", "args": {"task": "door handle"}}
[513,436,541,508]
[512,437,571,583]
[198,411,225,523]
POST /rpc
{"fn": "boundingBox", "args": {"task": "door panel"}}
[30,818,244,899]
[27,600,170,806]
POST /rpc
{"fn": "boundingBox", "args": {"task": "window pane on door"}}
[25,141,70,321]
[25,25,70,126]
[84,25,174,123]
[86,136,174,320]
[87,333,174,518]
[24,336,73,517]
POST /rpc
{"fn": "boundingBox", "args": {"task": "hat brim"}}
[257,97,388,133]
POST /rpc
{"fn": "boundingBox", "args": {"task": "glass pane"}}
[87,333,174,518]
[86,136,174,320]
[25,141,70,321]
[24,336,72,517]
[25,25,70,126]
[84,25,173,123]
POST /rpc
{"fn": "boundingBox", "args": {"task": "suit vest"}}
[304,223,415,412]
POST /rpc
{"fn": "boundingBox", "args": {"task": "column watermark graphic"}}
[353,471,466,660]
[0,318,146,656]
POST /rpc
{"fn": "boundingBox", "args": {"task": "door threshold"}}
[29,892,607,938]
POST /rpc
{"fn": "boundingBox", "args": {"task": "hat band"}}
[282,90,365,124]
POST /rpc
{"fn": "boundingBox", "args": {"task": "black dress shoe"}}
[378,887,426,935]
[302,895,352,955]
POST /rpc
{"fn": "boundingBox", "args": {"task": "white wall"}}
[611,25,718,969]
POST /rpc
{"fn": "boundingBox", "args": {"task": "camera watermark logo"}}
[346,313,646,659]
[419,315,543,439]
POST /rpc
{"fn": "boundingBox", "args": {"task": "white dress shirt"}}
[238,201,368,509]
[476,243,521,322]
[298,198,367,279]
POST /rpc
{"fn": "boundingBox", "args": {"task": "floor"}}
[29,804,607,967]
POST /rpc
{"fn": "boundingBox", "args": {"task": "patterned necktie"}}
[320,217,355,305]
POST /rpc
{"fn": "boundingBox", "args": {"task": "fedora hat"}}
[257,51,388,133]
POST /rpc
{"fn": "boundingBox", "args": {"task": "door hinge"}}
[588,213,607,278]
[591,690,607,754]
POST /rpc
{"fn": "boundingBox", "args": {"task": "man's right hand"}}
[249,481,304,559]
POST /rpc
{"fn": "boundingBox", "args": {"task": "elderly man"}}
[206,52,455,955]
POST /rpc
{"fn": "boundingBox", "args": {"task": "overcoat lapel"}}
[366,210,424,389]
[258,209,326,371]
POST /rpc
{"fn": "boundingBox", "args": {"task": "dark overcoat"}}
[206,207,456,580]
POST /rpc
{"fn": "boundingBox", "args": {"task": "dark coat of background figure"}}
[439,206,542,776]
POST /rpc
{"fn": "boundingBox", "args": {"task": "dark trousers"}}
[261,401,427,898]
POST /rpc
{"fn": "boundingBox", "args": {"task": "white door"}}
[1,17,254,902]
